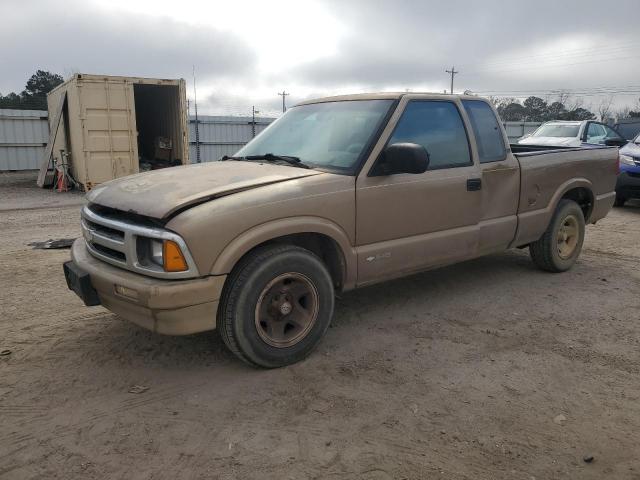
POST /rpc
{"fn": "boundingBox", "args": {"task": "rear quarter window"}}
[462,100,506,163]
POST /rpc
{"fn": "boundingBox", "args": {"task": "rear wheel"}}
[529,199,585,272]
[218,244,334,368]
[614,194,626,207]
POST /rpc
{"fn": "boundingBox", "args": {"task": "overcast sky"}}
[3,0,640,116]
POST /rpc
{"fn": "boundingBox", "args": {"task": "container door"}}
[79,78,138,189]
[178,79,190,164]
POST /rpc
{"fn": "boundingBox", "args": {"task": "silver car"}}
[518,120,626,147]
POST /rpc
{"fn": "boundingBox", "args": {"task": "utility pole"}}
[277,91,289,113]
[445,66,458,94]
[251,106,260,137]
[192,66,201,163]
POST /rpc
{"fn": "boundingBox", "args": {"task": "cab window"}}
[388,101,471,169]
[462,100,506,163]
[586,123,606,144]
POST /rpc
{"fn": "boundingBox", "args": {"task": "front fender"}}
[210,216,358,290]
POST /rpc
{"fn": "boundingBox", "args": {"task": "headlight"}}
[150,239,163,266]
[137,237,188,272]
[620,154,636,166]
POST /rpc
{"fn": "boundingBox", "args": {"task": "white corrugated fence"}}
[502,121,543,142]
[1,110,277,170]
[0,109,49,171]
[1,109,540,171]
[189,115,276,162]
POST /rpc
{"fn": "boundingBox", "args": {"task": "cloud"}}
[0,0,256,94]
[286,0,640,95]
[2,0,640,114]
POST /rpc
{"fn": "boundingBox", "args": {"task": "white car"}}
[517,120,626,147]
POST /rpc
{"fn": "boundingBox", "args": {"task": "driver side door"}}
[355,98,481,286]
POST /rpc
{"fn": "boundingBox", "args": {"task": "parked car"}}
[63,93,618,368]
[517,120,627,147]
[616,132,640,206]
[614,118,640,142]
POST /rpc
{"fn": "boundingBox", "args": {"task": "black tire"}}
[529,199,585,273]
[614,195,626,207]
[217,244,334,368]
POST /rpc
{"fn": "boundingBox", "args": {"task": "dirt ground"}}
[1,171,640,480]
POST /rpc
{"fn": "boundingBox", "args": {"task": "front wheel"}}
[529,199,585,272]
[217,244,335,368]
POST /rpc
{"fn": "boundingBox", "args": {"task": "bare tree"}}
[555,90,572,106]
[613,106,631,121]
[566,95,583,112]
[597,96,615,122]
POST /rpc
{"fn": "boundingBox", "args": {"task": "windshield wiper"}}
[220,155,245,161]
[245,153,310,169]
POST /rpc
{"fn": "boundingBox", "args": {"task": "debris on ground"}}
[3,173,640,479]
[583,455,595,463]
[553,414,567,425]
[128,385,149,394]
[28,238,76,250]
[0,349,12,356]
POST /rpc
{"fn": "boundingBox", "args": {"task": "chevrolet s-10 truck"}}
[64,93,618,367]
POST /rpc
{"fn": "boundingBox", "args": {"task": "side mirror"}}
[604,138,627,147]
[372,143,429,176]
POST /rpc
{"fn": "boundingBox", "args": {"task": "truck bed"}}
[510,144,618,246]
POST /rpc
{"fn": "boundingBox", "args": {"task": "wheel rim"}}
[254,272,319,348]
[557,214,579,259]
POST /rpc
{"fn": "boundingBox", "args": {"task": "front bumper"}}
[67,239,226,335]
[616,171,640,200]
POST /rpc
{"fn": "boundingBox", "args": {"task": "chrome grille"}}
[81,206,199,279]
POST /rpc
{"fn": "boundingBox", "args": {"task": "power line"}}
[251,105,259,138]
[476,89,640,95]
[277,91,289,112]
[445,66,458,94]
[474,87,640,97]
[466,54,639,76]
[470,41,640,70]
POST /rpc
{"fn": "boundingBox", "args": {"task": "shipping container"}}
[45,74,189,190]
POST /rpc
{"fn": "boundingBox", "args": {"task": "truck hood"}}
[86,161,323,219]
[517,136,582,147]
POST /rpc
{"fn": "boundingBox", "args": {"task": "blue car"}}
[616,133,640,206]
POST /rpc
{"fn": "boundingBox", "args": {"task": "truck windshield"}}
[533,124,580,138]
[235,100,394,174]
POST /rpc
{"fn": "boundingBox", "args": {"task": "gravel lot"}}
[1,171,639,479]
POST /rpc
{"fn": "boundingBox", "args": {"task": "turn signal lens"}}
[163,240,188,272]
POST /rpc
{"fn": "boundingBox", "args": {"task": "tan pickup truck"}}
[64,93,618,367]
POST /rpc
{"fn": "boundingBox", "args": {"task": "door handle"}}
[467,178,482,191]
